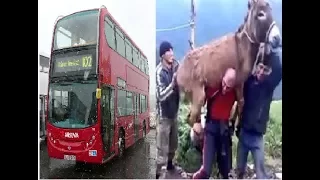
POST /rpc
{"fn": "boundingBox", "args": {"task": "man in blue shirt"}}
[156,41,180,179]
[235,23,282,179]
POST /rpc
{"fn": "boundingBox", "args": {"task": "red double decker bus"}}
[46,6,150,164]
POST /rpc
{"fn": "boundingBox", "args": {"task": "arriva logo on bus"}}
[65,132,79,138]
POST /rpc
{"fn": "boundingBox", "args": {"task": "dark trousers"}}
[217,133,233,178]
[193,119,232,179]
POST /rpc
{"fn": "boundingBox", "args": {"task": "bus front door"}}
[39,95,47,140]
[101,86,115,157]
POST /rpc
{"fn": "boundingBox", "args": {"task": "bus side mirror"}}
[96,88,101,99]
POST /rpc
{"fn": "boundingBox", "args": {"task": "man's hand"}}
[172,72,177,84]
[193,122,203,135]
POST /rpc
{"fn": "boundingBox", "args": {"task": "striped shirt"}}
[155,60,180,119]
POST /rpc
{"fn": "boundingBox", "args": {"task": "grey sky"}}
[38,0,156,95]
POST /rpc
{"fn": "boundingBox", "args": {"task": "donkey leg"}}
[188,86,205,126]
[186,91,192,121]
[183,91,192,104]
[235,83,244,127]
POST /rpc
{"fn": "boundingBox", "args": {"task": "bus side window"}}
[140,95,146,113]
[146,61,149,75]
[115,27,126,57]
[144,59,147,74]
[137,51,141,70]
[142,59,146,74]
[104,16,116,50]
[136,93,140,114]
[139,55,143,72]
[117,89,126,116]
[140,94,145,113]
[132,47,139,68]
[126,92,133,115]
[136,52,141,70]
[125,39,133,63]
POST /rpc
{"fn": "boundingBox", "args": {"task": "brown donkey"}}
[176,0,275,126]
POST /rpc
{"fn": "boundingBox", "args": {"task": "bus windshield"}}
[53,9,99,50]
[48,80,98,129]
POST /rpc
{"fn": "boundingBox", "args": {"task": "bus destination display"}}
[53,54,93,73]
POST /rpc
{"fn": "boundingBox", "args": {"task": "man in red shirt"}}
[193,68,237,179]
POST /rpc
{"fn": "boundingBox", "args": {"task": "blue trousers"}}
[193,119,231,179]
[236,129,268,179]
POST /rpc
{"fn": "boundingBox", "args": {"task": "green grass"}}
[174,100,282,175]
[265,100,282,159]
[269,100,282,123]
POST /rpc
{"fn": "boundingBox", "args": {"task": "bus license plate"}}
[64,155,76,161]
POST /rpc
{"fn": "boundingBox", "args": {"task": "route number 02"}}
[82,56,92,68]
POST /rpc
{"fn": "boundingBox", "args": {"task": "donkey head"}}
[240,0,275,68]
[245,0,274,43]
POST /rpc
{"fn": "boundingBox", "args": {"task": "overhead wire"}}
[156,23,191,32]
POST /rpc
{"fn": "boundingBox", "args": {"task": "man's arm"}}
[156,68,175,102]
[173,60,180,90]
[173,59,180,72]
[229,101,238,123]
[264,26,282,90]
[265,54,282,90]
[268,25,282,50]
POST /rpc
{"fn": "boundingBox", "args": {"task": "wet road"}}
[40,129,156,179]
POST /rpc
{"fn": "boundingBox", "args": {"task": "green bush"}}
[175,101,203,173]
[174,100,282,174]
[265,100,282,159]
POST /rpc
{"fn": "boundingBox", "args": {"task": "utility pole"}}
[189,0,196,49]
